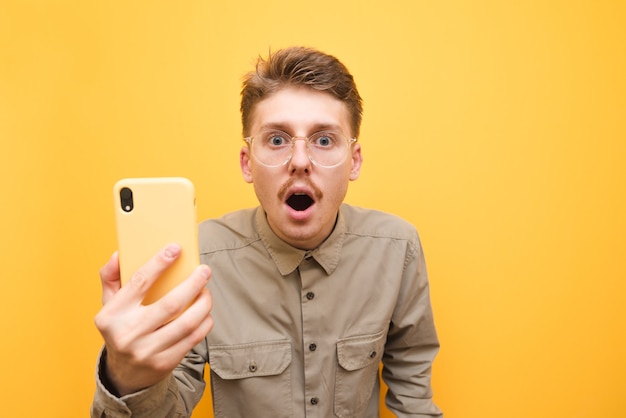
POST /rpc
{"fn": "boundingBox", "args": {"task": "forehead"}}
[250,86,351,135]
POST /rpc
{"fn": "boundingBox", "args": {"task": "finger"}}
[147,264,211,327]
[146,289,214,365]
[100,251,121,305]
[152,314,214,372]
[117,244,182,306]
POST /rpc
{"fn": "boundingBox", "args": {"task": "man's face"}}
[240,85,362,250]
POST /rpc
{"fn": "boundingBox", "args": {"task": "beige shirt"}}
[91,204,442,417]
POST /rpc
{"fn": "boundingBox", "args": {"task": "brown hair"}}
[240,46,363,138]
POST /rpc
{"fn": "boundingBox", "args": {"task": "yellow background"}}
[1,1,624,417]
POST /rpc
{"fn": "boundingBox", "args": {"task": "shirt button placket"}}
[300,256,323,416]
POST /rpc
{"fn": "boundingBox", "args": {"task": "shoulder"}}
[198,207,260,254]
[341,203,419,242]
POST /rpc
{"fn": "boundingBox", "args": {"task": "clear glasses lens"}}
[249,130,352,167]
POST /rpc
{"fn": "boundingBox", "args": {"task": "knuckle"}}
[159,297,182,318]
[94,311,108,332]
[199,317,214,339]
[196,289,213,310]
[131,348,151,365]
[151,356,175,374]
[129,270,150,291]
[189,316,214,344]
[156,248,176,267]
[94,306,120,335]
[176,313,198,335]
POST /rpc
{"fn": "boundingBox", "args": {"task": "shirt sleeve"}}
[381,236,443,417]
[90,341,209,418]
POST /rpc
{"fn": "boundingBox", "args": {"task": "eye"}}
[264,131,289,147]
[312,132,337,148]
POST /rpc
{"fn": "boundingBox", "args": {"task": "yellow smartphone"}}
[113,177,199,305]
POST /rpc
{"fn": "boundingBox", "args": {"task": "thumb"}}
[99,251,121,305]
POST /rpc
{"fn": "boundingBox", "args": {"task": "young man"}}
[92,46,442,417]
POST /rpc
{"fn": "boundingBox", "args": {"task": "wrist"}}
[99,347,124,397]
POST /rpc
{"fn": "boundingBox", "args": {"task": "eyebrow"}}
[259,122,345,134]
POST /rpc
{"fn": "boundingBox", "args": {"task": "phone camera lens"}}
[120,187,134,212]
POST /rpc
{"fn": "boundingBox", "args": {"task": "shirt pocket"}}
[334,329,386,418]
[209,339,292,418]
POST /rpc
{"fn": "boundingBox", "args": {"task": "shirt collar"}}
[255,206,346,276]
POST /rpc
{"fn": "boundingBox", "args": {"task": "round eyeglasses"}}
[244,129,357,168]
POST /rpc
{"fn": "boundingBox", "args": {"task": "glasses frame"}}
[244,129,358,168]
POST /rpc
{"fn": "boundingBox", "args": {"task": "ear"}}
[240,146,254,183]
[349,143,363,181]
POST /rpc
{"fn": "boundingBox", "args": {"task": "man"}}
[92,46,442,417]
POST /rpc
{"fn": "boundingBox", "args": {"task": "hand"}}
[94,244,213,396]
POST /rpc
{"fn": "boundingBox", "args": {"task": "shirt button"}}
[306,292,315,300]
[309,343,317,352]
[248,361,258,373]
[310,397,319,405]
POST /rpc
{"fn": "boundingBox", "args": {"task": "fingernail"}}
[164,244,181,259]
[199,265,210,281]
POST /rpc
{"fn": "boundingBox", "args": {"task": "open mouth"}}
[286,193,314,211]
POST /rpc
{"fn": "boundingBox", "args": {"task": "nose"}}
[288,138,312,173]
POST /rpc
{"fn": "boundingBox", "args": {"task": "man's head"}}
[239,47,363,250]
[240,46,363,138]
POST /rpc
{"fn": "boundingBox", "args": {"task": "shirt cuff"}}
[92,346,174,416]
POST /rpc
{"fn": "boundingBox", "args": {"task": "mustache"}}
[277,177,323,201]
